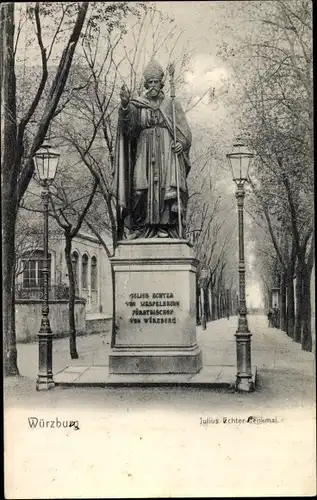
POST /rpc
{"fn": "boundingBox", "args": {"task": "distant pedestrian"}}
[273,307,280,328]
[267,308,274,327]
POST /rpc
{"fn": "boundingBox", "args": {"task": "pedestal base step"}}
[109,345,203,374]
[54,365,257,390]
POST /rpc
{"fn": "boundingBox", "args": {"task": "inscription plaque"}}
[125,292,180,325]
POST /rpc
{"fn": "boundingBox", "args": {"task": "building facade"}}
[16,229,113,318]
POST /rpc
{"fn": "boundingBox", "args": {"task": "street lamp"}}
[226,138,254,392]
[33,143,60,391]
[200,267,209,330]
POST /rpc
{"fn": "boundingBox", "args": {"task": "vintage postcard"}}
[3,1,315,497]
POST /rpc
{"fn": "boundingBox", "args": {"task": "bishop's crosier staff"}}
[168,62,182,239]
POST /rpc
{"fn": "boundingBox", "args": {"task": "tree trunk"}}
[211,288,216,320]
[208,286,212,321]
[279,270,287,331]
[2,3,19,376]
[301,265,312,352]
[294,258,304,343]
[218,286,223,318]
[3,205,19,375]
[216,293,220,319]
[286,276,295,338]
[204,288,210,320]
[286,243,296,338]
[302,235,314,352]
[65,236,78,359]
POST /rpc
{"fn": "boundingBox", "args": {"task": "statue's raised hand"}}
[120,84,130,107]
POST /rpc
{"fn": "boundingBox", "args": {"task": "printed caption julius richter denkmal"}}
[200,416,282,425]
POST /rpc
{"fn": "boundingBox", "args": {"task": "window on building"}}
[91,256,97,290]
[82,254,88,289]
[22,251,51,288]
[72,251,79,294]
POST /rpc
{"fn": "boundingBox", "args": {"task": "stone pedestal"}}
[109,239,203,374]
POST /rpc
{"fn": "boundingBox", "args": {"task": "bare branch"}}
[17,2,48,147]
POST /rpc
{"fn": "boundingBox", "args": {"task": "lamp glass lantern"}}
[226,138,253,184]
[34,143,60,182]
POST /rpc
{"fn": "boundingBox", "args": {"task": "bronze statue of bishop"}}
[115,59,192,239]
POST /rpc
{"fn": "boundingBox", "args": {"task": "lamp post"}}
[200,267,209,330]
[33,143,60,391]
[226,138,254,392]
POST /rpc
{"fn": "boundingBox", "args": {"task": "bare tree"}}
[49,174,99,359]
[1,1,149,375]
[2,2,89,375]
[218,0,313,350]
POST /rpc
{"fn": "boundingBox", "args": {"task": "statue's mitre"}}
[143,59,164,81]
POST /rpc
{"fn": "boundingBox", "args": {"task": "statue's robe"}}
[114,92,192,238]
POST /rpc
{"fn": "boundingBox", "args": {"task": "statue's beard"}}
[148,88,159,98]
